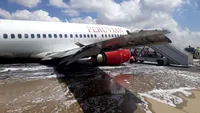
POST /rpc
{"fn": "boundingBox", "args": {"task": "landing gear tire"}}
[92,62,98,67]
[165,62,170,66]
[157,60,164,66]
[129,59,134,64]
[139,60,144,63]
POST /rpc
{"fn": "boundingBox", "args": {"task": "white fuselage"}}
[0,19,129,58]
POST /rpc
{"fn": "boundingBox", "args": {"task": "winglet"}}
[162,28,171,34]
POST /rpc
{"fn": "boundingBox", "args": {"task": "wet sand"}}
[0,62,200,113]
[1,78,200,113]
[144,89,200,113]
[0,76,142,113]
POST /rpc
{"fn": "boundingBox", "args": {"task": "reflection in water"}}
[54,62,142,113]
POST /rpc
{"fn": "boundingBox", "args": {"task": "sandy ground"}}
[144,90,200,113]
[0,61,200,113]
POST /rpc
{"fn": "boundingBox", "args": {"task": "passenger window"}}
[54,34,57,38]
[115,34,117,37]
[84,34,86,38]
[48,34,52,38]
[3,34,8,39]
[87,34,90,38]
[43,34,46,38]
[64,34,67,38]
[105,34,107,38]
[59,34,62,38]
[11,34,15,39]
[37,34,40,38]
[31,34,35,38]
[112,34,114,37]
[108,34,110,37]
[25,34,28,38]
[18,34,22,38]
[94,34,97,38]
[80,34,82,38]
[91,34,93,38]
[75,34,78,38]
[102,34,104,38]
[70,34,73,38]
[11,34,16,39]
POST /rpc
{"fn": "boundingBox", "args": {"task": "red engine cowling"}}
[96,49,131,65]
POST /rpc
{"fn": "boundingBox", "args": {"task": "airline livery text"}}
[87,27,124,33]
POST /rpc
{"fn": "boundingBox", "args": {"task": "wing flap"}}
[101,29,171,51]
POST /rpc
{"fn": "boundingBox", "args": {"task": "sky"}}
[0,0,199,49]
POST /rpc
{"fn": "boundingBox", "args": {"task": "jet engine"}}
[94,49,131,65]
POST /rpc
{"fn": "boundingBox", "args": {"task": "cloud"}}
[0,0,199,48]
[62,9,80,17]
[8,0,41,8]
[70,16,96,24]
[0,8,11,19]
[49,0,68,8]
[53,0,199,48]
[0,8,61,22]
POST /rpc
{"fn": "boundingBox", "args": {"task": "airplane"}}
[0,19,171,66]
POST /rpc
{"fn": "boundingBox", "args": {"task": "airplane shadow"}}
[53,61,143,113]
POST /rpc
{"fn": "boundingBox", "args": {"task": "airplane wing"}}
[41,29,172,66]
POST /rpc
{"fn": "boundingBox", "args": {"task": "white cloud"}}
[52,0,199,48]
[0,8,61,22]
[62,9,80,17]
[0,8,11,18]
[49,0,68,8]
[70,16,96,24]
[1,0,199,48]
[8,0,41,8]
